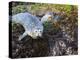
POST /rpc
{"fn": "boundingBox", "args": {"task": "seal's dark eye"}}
[39,30,42,33]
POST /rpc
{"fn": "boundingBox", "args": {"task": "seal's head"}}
[31,29,43,39]
[29,26,43,39]
[41,12,54,23]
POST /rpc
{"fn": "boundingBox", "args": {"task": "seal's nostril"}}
[37,36,42,39]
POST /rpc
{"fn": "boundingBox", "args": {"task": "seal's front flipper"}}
[18,31,27,41]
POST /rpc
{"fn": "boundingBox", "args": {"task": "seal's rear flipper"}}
[18,31,28,41]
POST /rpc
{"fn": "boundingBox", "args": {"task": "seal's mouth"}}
[29,32,43,39]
